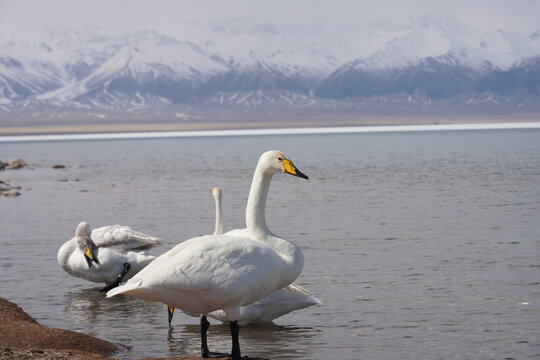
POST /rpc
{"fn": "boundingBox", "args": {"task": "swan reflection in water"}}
[167,321,318,360]
[62,287,163,326]
[62,288,318,359]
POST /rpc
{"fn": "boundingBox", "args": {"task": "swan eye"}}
[277,157,282,160]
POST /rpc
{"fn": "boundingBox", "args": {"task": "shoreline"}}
[1,114,540,136]
[0,119,539,143]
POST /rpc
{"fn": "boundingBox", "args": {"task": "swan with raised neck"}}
[246,150,308,241]
[207,183,320,325]
[244,150,308,287]
[106,150,309,360]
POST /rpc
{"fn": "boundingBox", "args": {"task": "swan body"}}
[108,231,299,315]
[202,186,321,325]
[58,222,161,286]
[107,150,309,359]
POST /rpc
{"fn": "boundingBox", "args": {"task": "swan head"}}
[75,221,99,268]
[75,221,92,238]
[259,150,308,180]
[210,186,222,200]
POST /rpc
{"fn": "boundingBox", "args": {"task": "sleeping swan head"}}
[74,221,99,267]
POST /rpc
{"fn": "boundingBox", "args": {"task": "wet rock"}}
[8,159,27,170]
[0,180,21,197]
[52,164,66,169]
[0,161,7,171]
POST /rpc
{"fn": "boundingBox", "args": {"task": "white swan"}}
[107,150,309,360]
[58,222,161,292]
[169,186,321,326]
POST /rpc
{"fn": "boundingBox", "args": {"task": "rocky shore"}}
[0,158,73,198]
[0,298,224,360]
[0,158,28,197]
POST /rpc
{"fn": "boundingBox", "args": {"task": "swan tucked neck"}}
[57,238,77,267]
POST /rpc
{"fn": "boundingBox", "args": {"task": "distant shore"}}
[1,114,539,136]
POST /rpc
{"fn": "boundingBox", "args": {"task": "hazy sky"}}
[1,0,539,37]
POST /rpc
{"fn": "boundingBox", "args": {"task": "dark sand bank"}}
[0,297,116,359]
[0,298,223,360]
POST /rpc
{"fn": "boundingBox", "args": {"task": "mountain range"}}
[1,17,540,117]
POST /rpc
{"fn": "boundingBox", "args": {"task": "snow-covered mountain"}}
[1,18,539,116]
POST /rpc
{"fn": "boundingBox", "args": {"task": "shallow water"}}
[1,129,539,359]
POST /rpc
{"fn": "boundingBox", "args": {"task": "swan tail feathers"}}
[106,279,143,298]
[283,283,322,305]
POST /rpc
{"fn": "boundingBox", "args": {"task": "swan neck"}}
[246,168,272,239]
[214,196,223,235]
[245,157,305,286]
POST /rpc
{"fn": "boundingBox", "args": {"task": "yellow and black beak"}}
[282,158,308,180]
[84,244,99,268]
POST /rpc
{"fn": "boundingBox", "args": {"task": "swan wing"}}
[108,234,289,314]
[256,283,322,306]
[205,283,321,324]
[91,225,161,250]
[246,284,321,322]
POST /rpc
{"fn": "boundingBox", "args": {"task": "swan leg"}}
[201,315,229,358]
[230,320,242,360]
[230,320,268,360]
[99,263,131,292]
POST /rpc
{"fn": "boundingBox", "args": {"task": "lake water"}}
[1,127,539,360]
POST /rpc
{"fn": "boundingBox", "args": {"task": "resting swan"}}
[107,150,309,360]
[168,186,321,326]
[58,222,161,292]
